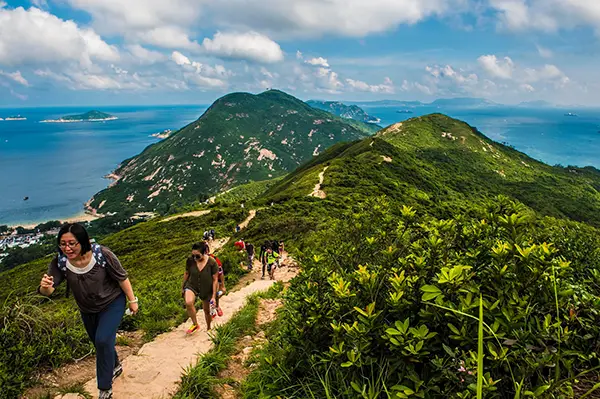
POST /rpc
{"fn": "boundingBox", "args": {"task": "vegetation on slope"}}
[88,90,378,215]
[307,100,382,124]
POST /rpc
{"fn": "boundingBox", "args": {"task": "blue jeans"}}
[80,293,125,390]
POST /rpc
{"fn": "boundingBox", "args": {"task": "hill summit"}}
[87,90,378,214]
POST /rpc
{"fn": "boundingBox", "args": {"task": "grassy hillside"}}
[88,90,378,215]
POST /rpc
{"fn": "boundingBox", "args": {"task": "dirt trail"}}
[237,209,256,230]
[161,210,211,222]
[308,166,329,199]
[80,211,272,399]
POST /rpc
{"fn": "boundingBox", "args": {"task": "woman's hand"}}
[40,274,54,289]
[128,301,139,315]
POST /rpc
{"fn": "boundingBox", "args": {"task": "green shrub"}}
[244,196,600,398]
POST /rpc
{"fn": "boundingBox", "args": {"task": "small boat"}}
[23,196,29,201]
[564,112,577,117]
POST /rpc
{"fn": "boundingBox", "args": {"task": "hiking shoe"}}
[113,363,123,381]
[217,307,223,317]
[186,324,200,335]
[99,389,113,399]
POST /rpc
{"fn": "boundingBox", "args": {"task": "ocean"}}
[1,103,599,226]
[0,105,207,226]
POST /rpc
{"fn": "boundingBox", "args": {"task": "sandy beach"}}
[8,212,101,230]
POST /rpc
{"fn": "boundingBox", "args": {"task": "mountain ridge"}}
[87,90,379,215]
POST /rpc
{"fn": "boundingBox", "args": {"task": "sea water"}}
[0,105,206,226]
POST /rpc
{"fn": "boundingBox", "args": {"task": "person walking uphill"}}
[182,242,219,334]
[38,223,138,399]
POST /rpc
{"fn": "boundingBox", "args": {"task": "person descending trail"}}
[38,223,138,399]
[246,242,255,271]
[210,229,216,240]
[182,242,219,334]
[266,246,280,280]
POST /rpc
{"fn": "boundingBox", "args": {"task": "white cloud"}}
[520,83,535,92]
[136,26,201,51]
[201,31,284,63]
[345,77,395,93]
[171,51,191,66]
[186,74,227,88]
[0,70,29,86]
[66,0,205,36]
[31,0,48,8]
[478,55,514,79]
[490,0,600,33]
[208,0,468,38]
[125,44,166,64]
[305,57,329,67]
[296,50,303,60]
[427,64,478,84]
[524,64,570,87]
[0,6,119,67]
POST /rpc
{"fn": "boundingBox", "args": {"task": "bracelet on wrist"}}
[128,296,138,304]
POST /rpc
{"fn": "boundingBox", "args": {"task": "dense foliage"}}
[89,90,378,214]
[244,197,600,398]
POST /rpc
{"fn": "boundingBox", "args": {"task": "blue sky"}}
[1,0,600,107]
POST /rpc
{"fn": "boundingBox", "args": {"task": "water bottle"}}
[125,308,133,316]
[217,290,223,297]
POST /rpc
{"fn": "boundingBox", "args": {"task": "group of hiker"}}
[36,222,286,399]
[234,238,285,280]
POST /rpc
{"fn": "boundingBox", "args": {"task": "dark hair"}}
[192,241,209,254]
[57,223,92,255]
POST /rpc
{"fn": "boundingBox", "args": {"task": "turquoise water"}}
[1,103,598,225]
[0,105,206,225]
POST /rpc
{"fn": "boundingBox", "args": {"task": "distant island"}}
[1,115,27,121]
[150,129,174,139]
[564,112,578,117]
[41,110,117,123]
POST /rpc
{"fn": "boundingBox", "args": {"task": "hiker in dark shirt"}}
[246,243,255,270]
[182,241,219,334]
[38,223,138,399]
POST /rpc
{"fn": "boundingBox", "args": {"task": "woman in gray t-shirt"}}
[38,223,138,399]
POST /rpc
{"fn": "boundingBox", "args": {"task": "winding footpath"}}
[81,209,295,399]
[309,166,329,199]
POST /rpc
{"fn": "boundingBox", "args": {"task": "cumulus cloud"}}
[136,26,201,50]
[0,70,29,86]
[201,31,284,63]
[305,57,329,67]
[536,45,553,58]
[170,51,231,89]
[490,0,600,33]
[66,0,205,36]
[0,6,119,67]
[427,64,478,84]
[478,55,514,79]
[125,44,167,64]
[207,0,467,38]
[520,83,535,92]
[345,77,395,93]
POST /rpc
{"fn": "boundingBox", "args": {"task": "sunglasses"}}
[191,254,203,260]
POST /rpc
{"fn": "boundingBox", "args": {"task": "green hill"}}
[87,90,378,214]
[307,100,381,124]
[267,113,600,227]
[42,110,116,122]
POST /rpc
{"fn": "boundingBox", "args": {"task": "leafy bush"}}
[244,196,600,398]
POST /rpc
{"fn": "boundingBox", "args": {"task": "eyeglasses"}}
[59,241,80,249]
